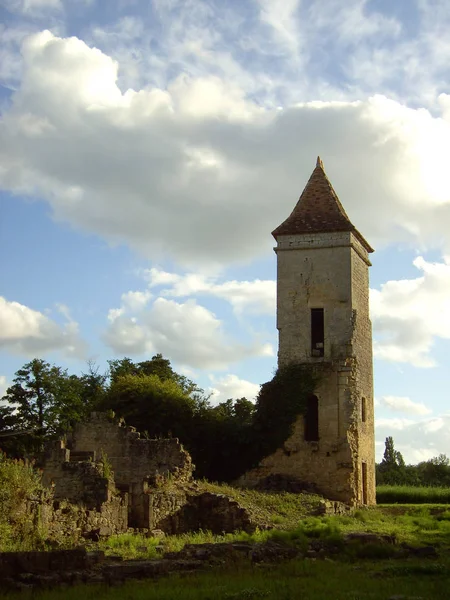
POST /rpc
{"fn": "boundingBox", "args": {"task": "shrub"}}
[0,451,48,550]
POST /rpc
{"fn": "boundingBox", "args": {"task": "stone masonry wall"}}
[240,230,376,506]
[42,441,112,510]
[237,363,357,504]
[67,412,193,488]
[22,484,128,545]
[350,237,376,505]
[276,232,354,366]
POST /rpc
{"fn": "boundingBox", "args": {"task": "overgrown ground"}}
[3,470,450,598]
[2,558,449,600]
[98,502,450,560]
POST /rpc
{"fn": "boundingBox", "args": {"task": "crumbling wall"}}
[39,495,128,542]
[148,490,254,535]
[40,413,256,535]
[20,484,128,544]
[42,441,112,510]
[67,412,193,486]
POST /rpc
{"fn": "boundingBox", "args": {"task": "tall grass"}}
[377,485,450,504]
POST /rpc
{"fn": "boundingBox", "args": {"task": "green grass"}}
[2,557,449,600]
[377,485,450,504]
[99,505,450,562]
[196,481,323,529]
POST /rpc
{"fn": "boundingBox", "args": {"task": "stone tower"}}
[239,157,376,505]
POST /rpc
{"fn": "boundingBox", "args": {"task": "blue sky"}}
[1,0,450,463]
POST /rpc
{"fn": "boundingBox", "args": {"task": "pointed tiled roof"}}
[272,157,373,253]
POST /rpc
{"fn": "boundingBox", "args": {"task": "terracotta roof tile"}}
[272,157,373,253]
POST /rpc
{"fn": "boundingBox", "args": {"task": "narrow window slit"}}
[311,308,324,356]
[361,397,367,423]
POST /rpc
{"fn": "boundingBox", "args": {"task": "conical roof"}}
[272,157,373,252]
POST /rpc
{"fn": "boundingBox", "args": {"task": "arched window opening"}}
[304,394,319,441]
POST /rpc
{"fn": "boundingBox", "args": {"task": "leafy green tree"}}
[103,373,197,439]
[188,397,256,481]
[1,359,103,456]
[382,436,405,467]
[417,454,450,487]
[0,405,23,457]
[108,354,206,403]
[377,436,407,485]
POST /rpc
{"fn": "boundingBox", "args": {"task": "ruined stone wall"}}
[22,484,128,545]
[41,494,128,542]
[42,441,112,510]
[145,489,254,535]
[68,412,193,487]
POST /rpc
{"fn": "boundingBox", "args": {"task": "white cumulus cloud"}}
[0,376,8,399]
[371,256,450,367]
[0,296,86,358]
[208,374,260,403]
[376,414,450,463]
[2,33,450,271]
[380,395,432,416]
[145,268,275,315]
[103,297,273,370]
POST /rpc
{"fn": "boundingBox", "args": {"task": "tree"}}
[108,354,207,404]
[103,373,197,439]
[382,436,405,468]
[1,359,100,456]
[0,404,23,457]
[376,437,407,485]
[417,454,450,487]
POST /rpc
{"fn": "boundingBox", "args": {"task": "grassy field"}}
[2,555,449,600]
[377,485,450,504]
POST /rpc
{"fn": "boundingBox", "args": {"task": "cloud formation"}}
[0,296,86,358]
[104,297,273,370]
[371,256,450,367]
[376,414,450,464]
[145,268,275,315]
[208,373,260,403]
[1,32,450,271]
[380,395,432,416]
[0,376,8,398]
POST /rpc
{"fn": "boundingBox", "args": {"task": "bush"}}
[0,451,48,550]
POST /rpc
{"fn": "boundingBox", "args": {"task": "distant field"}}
[377,485,450,504]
